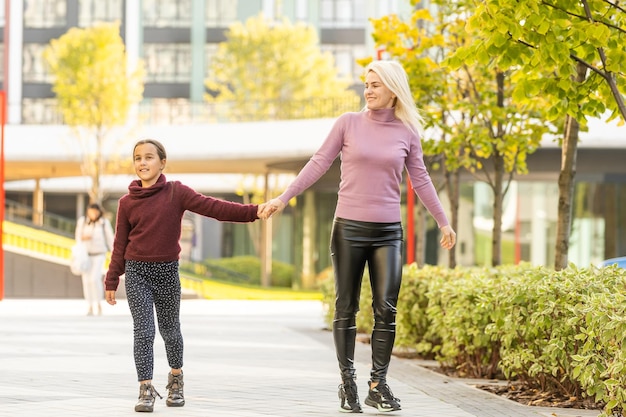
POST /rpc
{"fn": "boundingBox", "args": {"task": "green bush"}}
[320,262,626,417]
[204,255,294,287]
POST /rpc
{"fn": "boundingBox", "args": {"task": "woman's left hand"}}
[439,225,456,250]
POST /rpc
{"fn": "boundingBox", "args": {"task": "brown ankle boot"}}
[135,383,161,412]
[165,371,185,407]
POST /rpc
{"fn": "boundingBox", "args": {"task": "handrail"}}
[5,199,76,237]
[3,220,74,259]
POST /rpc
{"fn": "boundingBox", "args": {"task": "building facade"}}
[2,0,626,286]
[1,0,413,125]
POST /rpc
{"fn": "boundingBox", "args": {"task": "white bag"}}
[70,241,90,276]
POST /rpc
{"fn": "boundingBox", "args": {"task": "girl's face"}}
[134,143,165,187]
[364,71,396,110]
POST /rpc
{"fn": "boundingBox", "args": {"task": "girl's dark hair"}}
[86,203,104,223]
[134,139,167,160]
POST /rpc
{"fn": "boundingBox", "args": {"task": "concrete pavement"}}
[0,299,600,417]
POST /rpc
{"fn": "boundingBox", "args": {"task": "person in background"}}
[74,202,114,316]
[104,138,269,413]
[261,60,456,413]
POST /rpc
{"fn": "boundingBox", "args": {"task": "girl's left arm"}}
[179,182,259,222]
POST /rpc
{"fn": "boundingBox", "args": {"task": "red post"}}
[0,90,5,301]
[406,176,415,264]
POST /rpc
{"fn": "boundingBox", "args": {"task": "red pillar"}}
[406,176,415,264]
[1,0,10,301]
[0,91,5,301]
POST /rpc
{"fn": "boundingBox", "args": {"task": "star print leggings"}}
[330,217,403,384]
[124,260,183,382]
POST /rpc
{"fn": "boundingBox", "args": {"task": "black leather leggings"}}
[330,217,403,384]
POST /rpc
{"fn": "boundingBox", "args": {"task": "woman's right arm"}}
[277,115,346,205]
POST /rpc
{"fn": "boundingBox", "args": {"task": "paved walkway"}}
[0,299,600,417]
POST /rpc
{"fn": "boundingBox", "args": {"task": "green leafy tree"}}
[44,21,144,204]
[451,0,626,270]
[366,1,548,266]
[205,14,359,121]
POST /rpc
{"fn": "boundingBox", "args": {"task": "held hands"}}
[257,198,286,220]
[439,225,457,250]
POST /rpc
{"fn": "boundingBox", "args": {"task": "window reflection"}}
[23,44,53,83]
[320,0,366,28]
[78,0,122,27]
[144,44,192,82]
[24,0,66,28]
[143,0,192,27]
[205,0,238,27]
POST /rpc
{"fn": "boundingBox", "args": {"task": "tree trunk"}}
[554,115,579,270]
[491,153,504,266]
[554,62,587,270]
[446,169,459,268]
[491,70,505,266]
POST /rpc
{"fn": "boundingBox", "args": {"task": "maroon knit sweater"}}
[104,174,258,291]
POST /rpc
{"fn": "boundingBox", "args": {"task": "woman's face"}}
[364,71,396,110]
[86,207,100,221]
[134,143,165,187]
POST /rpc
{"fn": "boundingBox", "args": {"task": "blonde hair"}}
[363,60,425,136]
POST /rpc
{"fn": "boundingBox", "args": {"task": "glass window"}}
[22,98,63,124]
[23,44,53,83]
[294,0,308,21]
[376,0,398,16]
[144,43,192,82]
[24,0,66,28]
[78,0,123,27]
[205,0,238,27]
[322,44,367,82]
[143,0,192,27]
[320,0,366,28]
[204,43,218,76]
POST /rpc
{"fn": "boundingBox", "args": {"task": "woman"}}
[74,202,114,316]
[262,60,456,413]
[104,139,268,412]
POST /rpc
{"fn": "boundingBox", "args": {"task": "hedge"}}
[320,263,626,417]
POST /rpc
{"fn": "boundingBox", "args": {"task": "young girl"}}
[104,139,267,412]
[75,202,114,316]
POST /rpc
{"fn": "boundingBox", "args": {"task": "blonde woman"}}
[262,60,456,413]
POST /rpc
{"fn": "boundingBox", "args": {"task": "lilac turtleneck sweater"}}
[105,174,259,291]
[278,108,449,227]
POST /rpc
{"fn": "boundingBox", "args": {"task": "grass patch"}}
[180,273,322,301]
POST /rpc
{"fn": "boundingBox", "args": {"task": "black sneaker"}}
[364,381,401,412]
[134,383,162,412]
[338,379,363,413]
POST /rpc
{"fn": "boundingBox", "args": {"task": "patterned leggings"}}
[124,260,183,381]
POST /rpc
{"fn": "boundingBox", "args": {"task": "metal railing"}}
[20,96,363,125]
[5,199,76,237]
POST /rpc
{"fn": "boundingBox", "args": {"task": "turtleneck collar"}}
[366,107,396,123]
[128,173,167,199]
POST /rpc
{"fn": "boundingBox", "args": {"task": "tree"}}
[44,21,144,204]
[455,0,626,269]
[205,13,359,121]
[366,1,548,266]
